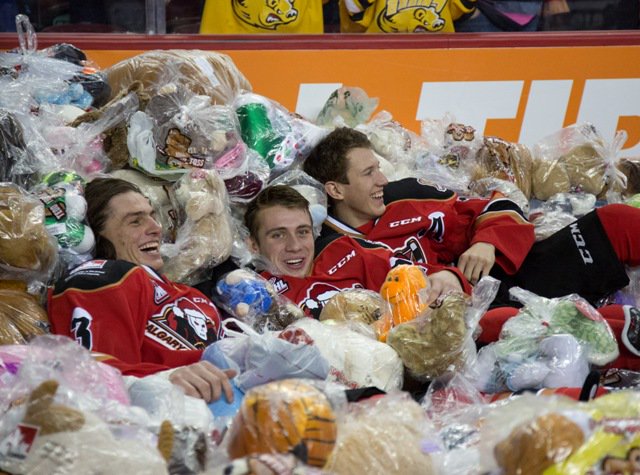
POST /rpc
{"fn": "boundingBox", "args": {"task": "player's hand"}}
[169,361,237,403]
[424,270,463,305]
[457,242,496,284]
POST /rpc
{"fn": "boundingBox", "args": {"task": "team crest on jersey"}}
[146,297,218,351]
[376,1,445,33]
[300,282,363,318]
[420,211,446,242]
[392,237,427,264]
[232,0,298,30]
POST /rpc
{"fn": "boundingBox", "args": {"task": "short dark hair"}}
[303,127,372,185]
[244,185,311,241]
[85,177,144,260]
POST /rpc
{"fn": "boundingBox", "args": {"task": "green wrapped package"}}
[236,102,284,169]
[549,300,618,366]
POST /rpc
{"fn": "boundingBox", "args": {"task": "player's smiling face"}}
[100,191,164,270]
[250,205,314,278]
[333,147,388,227]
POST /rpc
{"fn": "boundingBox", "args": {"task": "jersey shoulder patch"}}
[53,259,139,294]
[384,177,454,204]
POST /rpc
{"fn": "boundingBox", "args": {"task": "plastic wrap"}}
[324,392,434,475]
[386,277,498,382]
[472,136,533,200]
[105,49,252,106]
[531,122,628,201]
[356,110,425,179]
[315,86,379,128]
[0,183,58,282]
[217,145,270,204]
[202,319,329,392]
[269,170,328,236]
[418,115,481,192]
[234,92,328,175]
[0,380,168,475]
[33,170,94,272]
[161,168,234,285]
[225,379,341,468]
[528,192,596,241]
[506,287,619,366]
[215,268,304,331]
[468,177,530,215]
[292,317,404,392]
[319,288,385,325]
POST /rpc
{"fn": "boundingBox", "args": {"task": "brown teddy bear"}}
[473,136,533,200]
[494,412,586,475]
[386,292,469,380]
[0,286,50,345]
[105,50,252,107]
[319,288,384,326]
[0,184,57,278]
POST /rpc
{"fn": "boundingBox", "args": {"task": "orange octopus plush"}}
[376,265,429,341]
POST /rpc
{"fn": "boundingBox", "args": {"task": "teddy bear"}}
[160,168,234,285]
[319,288,385,326]
[0,287,50,345]
[215,268,304,331]
[105,49,252,107]
[493,412,586,475]
[386,291,469,380]
[472,136,534,200]
[324,392,434,475]
[0,183,58,281]
[315,86,379,128]
[531,123,627,201]
[0,379,171,474]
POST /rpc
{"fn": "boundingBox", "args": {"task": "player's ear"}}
[325,181,344,201]
[246,235,260,254]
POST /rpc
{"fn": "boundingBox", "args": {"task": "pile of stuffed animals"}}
[2,16,640,474]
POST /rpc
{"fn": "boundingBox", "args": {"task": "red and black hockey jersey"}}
[260,233,472,318]
[48,259,222,377]
[321,177,535,275]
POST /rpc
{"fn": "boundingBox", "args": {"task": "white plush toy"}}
[161,168,234,285]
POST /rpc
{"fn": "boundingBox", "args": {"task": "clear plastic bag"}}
[161,168,234,285]
[315,86,379,128]
[215,268,304,331]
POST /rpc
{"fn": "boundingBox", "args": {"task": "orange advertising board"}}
[85,43,640,154]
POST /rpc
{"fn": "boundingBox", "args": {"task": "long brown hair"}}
[84,177,144,260]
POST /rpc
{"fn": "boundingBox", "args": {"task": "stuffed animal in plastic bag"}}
[376,264,429,341]
[0,286,50,345]
[215,268,304,331]
[226,379,337,468]
[319,288,384,325]
[34,170,95,270]
[0,183,57,280]
[161,168,233,285]
[315,86,379,128]
[386,292,469,380]
[473,136,533,199]
[0,380,170,474]
[531,123,627,200]
[493,412,588,475]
